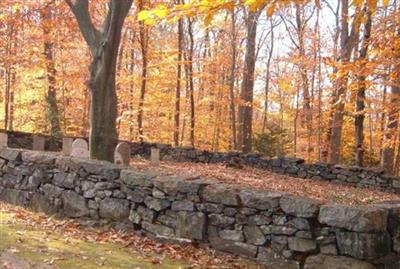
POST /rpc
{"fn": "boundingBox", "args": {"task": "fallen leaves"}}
[132,158,400,205]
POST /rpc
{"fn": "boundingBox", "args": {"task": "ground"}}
[0,203,263,269]
[131,158,400,205]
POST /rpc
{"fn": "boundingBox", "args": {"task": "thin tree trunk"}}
[354,9,372,167]
[174,1,183,146]
[262,18,274,133]
[229,10,237,150]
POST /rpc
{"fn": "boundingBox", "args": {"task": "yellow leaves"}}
[266,4,276,17]
[138,4,169,26]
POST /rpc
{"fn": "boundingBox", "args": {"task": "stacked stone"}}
[0,148,399,269]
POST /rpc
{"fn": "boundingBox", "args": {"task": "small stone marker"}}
[114,142,131,166]
[71,138,89,158]
[32,135,45,151]
[151,147,160,166]
[62,137,74,155]
[0,132,8,149]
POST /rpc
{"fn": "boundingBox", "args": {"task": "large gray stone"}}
[62,191,89,218]
[0,189,28,206]
[209,237,258,257]
[171,200,194,211]
[280,196,321,218]
[144,196,171,212]
[99,198,130,221]
[42,184,63,198]
[244,225,267,245]
[121,169,156,188]
[336,231,391,260]
[21,151,57,165]
[318,205,388,232]
[29,193,57,215]
[304,254,376,269]
[53,172,76,189]
[288,237,317,252]
[239,189,283,210]
[219,229,244,242]
[142,221,175,238]
[257,248,300,269]
[0,148,22,161]
[152,176,184,195]
[202,185,239,206]
[176,211,206,240]
[209,214,235,227]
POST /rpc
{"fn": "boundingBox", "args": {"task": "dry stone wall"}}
[0,148,399,269]
[3,130,400,193]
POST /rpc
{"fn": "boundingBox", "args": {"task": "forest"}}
[0,0,399,173]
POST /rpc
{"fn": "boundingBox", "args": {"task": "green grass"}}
[0,211,186,269]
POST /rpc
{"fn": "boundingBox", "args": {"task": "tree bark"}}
[328,0,361,163]
[229,10,237,149]
[65,0,133,161]
[354,9,372,167]
[237,10,259,153]
[137,0,148,142]
[41,4,62,138]
[174,1,183,146]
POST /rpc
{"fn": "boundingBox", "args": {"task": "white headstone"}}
[114,142,131,166]
[71,138,89,158]
[151,147,160,166]
[62,137,74,155]
[0,132,7,149]
[33,135,45,151]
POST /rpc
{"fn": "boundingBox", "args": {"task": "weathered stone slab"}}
[244,225,267,245]
[0,189,28,206]
[219,229,244,242]
[32,135,45,151]
[144,196,171,212]
[280,196,321,218]
[153,176,184,196]
[62,137,74,155]
[304,254,376,269]
[202,185,239,206]
[318,205,388,232]
[114,142,131,166]
[99,198,130,221]
[71,138,89,158]
[21,151,57,165]
[150,147,160,166]
[171,200,194,211]
[176,211,206,240]
[336,231,391,260]
[239,189,283,210]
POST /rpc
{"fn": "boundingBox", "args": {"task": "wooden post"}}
[62,137,74,155]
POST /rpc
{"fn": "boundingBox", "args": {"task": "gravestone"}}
[114,142,131,166]
[33,135,45,151]
[151,147,160,166]
[71,138,89,158]
[62,137,74,155]
[0,132,7,149]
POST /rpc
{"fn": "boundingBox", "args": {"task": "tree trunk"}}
[174,2,183,146]
[65,0,133,161]
[262,18,274,133]
[237,11,259,153]
[354,9,372,167]
[229,10,237,150]
[328,0,361,163]
[138,0,148,142]
[41,5,62,138]
[381,19,400,174]
[187,18,195,147]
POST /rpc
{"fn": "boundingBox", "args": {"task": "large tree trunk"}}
[237,10,259,153]
[354,9,372,167]
[41,5,62,138]
[65,0,133,161]
[381,20,400,174]
[328,0,361,163]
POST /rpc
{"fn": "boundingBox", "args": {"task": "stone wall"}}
[0,148,399,269]
[2,130,400,193]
